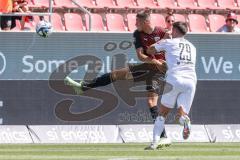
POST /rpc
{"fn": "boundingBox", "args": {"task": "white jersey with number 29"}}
[154,37,197,80]
[154,37,197,114]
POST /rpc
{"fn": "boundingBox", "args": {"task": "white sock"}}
[153,116,165,143]
[179,115,186,126]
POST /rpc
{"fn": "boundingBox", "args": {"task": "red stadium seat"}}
[237,0,240,7]
[74,0,97,8]
[197,0,219,10]
[14,16,39,31]
[26,0,37,8]
[12,20,32,31]
[50,13,65,31]
[106,13,126,31]
[36,14,65,31]
[237,15,240,28]
[31,0,54,8]
[115,0,138,9]
[208,14,225,32]
[177,0,199,9]
[64,13,84,31]
[11,20,22,31]
[136,0,158,8]
[174,14,186,22]
[127,13,136,31]
[54,0,77,8]
[95,0,118,9]
[85,14,105,31]
[156,0,179,9]
[188,14,209,32]
[217,0,238,10]
[150,14,165,28]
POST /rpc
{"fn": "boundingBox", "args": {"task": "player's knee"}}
[147,92,158,107]
[147,100,153,107]
[147,98,157,107]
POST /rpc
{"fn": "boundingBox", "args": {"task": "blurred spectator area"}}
[7,0,240,32]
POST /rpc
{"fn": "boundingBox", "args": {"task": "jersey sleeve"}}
[133,30,142,49]
[155,26,167,39]
[154,39,168,53]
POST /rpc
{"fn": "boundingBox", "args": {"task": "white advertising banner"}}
[205,124,240,142]
[119,124,209,143]
[28,125,122,143]
[0,125,32,143]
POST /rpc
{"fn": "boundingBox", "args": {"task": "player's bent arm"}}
[136,48,154,63]
[146,45,157,55]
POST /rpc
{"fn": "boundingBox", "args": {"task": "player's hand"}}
[151,59,168,74]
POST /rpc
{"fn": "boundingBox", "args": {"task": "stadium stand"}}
[156,0,178,9]
[237,0,240,7]
[216,0,238,10]
[49,13,65,31]
[12,20,34,31]
[95,0,119,9]
[135,0,158,8]
[237,15,240,28]
[85,13,105,31]
[126,13,136,31]
[150,14,165,28]
[74,0,98,8]
[188,14,209,32]
[197,0,219,10]
[31,0,54,8]
[174,14,186,22]
[208,14,225,32]
[7,0,240,32]
[64,13,85,31]
[115,0,138,9]
[176,0,199,9]
[106,13,126,31]
[54,0,77,9]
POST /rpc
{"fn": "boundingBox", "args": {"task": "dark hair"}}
[136,10,150,21]
[173,21,188,35]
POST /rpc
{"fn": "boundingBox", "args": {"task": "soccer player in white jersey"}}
[145,21,197,150]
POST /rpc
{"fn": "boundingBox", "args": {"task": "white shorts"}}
[161,75,196,114]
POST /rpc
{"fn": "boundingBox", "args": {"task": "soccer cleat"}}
[64,76,84,95]
[144,142,159,150]
[182,116,191,140]
[158,137,172,148]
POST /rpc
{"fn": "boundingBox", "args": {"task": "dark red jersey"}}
[133,26,166,60]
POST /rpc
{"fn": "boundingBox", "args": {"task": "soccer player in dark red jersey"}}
[132,10,171,146]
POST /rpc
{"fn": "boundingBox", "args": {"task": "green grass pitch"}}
[0,143,239,160]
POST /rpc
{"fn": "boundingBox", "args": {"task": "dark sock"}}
[149,106,158,122]
[160,128,167,138]
[83,73,112,91]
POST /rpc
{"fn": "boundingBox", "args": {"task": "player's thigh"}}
[128,63,161,82]
[177,80,196,114]
[111,67,133,80]
[161,84,179,109]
